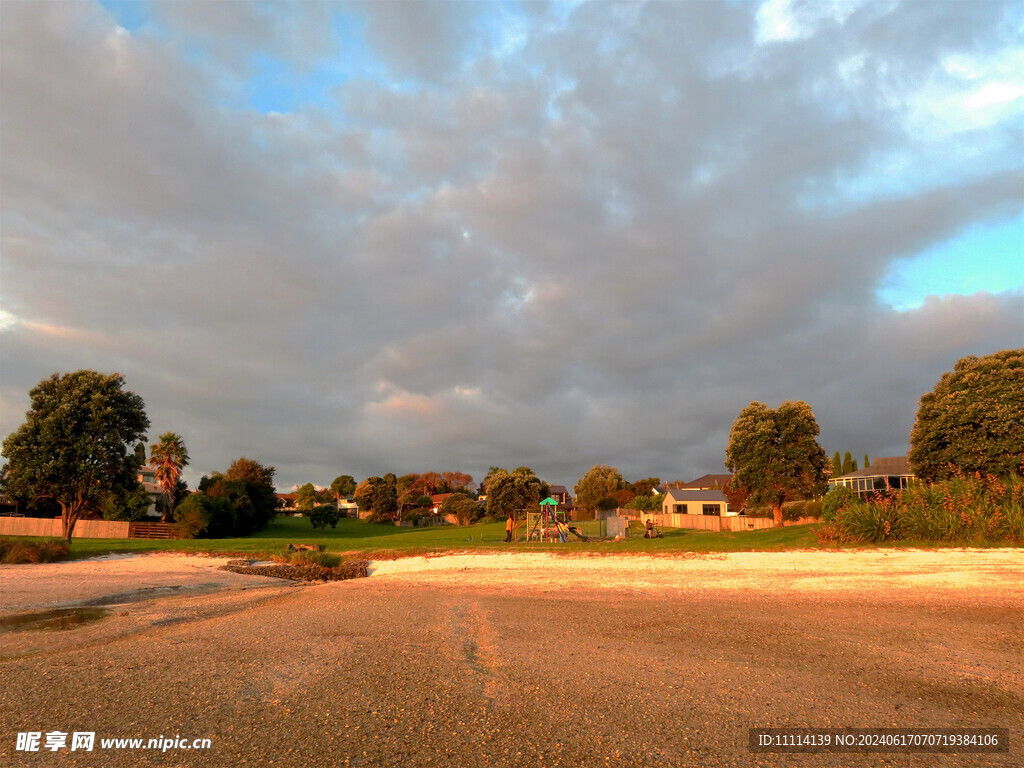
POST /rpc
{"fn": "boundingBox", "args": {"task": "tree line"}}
[2,349,1020,538]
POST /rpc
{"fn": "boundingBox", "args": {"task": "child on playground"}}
[505,515,514,542]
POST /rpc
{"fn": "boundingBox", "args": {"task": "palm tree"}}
[149,432,190,521]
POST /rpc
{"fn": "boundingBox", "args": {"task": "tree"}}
[832,451,842,477]
[573,465,627,516]
[842,451,854,475]
[224,457,279,530]
[442,471,474,493]
[149,432,189,521]
[724,400,828,527]
[628,477,661,497]
[2,371,149,541]
[440,493,482,525]
[101,484,153,522]
[909,349,1024,482]
[295,482,320,513]
[624,494,660,512]
[308,504,341,530]
[354,475,399,522]
[330,474,356,501]
[484,467,548,520]
[863,454,870,469]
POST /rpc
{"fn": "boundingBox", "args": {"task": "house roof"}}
[277,493,298,501]
[549,485,570,496]
[834,456,914,480]
[430,493,455,505]
[662,489,728,503]
[682,474,733,489]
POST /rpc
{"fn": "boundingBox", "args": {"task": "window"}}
[674,504,687,514]
[702,504,720,516]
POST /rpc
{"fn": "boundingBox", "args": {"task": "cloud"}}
[2,0,1022,491]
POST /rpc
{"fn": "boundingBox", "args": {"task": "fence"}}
[639,513,778,533]
[0,517,181,539]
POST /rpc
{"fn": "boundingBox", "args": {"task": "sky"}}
[1,0,1022,493]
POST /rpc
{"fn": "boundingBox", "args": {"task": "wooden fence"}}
[0,517,181,539]
[640,513,778,533]
[128,522,181,539]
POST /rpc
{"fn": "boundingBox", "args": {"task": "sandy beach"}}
[2,549,1022,767]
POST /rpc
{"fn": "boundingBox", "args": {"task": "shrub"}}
[825,474,1024,544]
[173,496,209,539]
[308,504,341,530]
[822,486,856,523]
[0,538,69,564]
[290,549,341,568]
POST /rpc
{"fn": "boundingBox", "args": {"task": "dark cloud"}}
[2,1,1022,491]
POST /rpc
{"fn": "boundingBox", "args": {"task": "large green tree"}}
[909,349,1024,482]
[484,467,548,521]
[724,400,828,527]
[2,371,150,540]
[150,432,189,521]
[330,474,356,501]
[573,465,627,515]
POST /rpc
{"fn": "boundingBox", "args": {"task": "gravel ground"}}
[0,550,1021,767]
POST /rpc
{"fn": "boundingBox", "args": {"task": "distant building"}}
[679,474,733,491]
[137,465,163,518]
[829,456,916,498]
[661,488,731,517]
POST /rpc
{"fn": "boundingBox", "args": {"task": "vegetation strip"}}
[219,560,369,582]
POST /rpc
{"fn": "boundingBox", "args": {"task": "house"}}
[137,465,163,518]
[660,488,731,517]
[430,493,455,514]
[829,456,916,498]
[277,493,299,514]
[548,485,573,505]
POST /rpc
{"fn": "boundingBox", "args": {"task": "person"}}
[505,515,514,543]
[645,518,654,539]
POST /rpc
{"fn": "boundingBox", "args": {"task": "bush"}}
[173,496,208,539]
[0,537,70,564]
[822,486,856,523]
[289,549,341,568]
[825,474,1024,544]
[173,493,239,538]
[439,493,483,525]
[308,504,341,530]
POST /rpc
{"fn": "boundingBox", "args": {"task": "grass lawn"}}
[47,515,1019,561]
[51,515,823,560]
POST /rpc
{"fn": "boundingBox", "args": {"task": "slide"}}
[565,525,588,542]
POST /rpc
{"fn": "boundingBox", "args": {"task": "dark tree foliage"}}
[308,504,341,530]
[193,457,278,536]
[439,493,483,525]
[2,371,149,540]
[573,465,627,514]
[725,400,828,527]
[628,477,661,497]
[842,451,854,475]
[909,349,1024,482]
[484,467,548,520]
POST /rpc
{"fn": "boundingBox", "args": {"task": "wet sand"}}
[1,550,1021,767]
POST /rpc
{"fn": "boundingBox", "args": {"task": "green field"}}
[45,515,826,560]
[38,515,1018,562]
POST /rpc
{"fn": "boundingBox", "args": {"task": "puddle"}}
[0,607,112,634]
[77,583,224,607]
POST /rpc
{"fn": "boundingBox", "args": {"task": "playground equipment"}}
[525,497,590,542]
